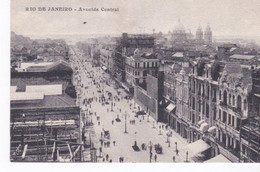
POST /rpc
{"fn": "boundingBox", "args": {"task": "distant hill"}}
[11,31,33,48]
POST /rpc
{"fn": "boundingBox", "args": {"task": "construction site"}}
[10,60,97,162]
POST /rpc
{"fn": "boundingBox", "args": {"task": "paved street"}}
[70,47,193,163]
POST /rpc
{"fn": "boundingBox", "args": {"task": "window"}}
[206,104,209,118]
[144,62,146,68]
[228,114,231,125]
[202,102,205,114]
[219,91,222,101]
[223,111,227,123]
[237,96,242,111]
[223,91,227,104]
[207,86,210,98]
[232,116,234,127]
[152,62,154,67]
[244,99,247,110]
[233,95,235,105]
[198,101,201,112]
[229,94,231,105]
[219,110,221,120]
[147,62,150,68]
[192,97,195,110]
[213,110,216,120]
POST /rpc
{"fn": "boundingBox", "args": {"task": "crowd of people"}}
[71,49,184,163]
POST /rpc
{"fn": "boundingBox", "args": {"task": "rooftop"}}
[11,93,76,109]
[16,60,72,73]
[229,54,256,60]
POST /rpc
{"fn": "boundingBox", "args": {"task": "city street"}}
[70,47,193,163]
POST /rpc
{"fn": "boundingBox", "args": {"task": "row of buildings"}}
[81,27,260,162]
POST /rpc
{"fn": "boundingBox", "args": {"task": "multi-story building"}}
[173,66,191,140]
[239,66,260,162]
[215,62,253,162]
[188,59,223,143]
[115,33,155,91]
[125,49,159,89]
[99,46,115,73]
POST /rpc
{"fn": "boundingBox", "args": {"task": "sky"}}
[11,0,260,38]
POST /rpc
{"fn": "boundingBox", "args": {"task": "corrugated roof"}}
[230,54,255,60]
[11,92,44,101]
[26,84,62,95]
[11,94,76,108]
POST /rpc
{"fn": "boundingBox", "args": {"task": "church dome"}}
[173,19,186,33]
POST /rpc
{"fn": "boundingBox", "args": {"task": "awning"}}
[186,139,210,156]
[200,122,209,132]
[198,120,205,126]
[166,103,175,112]
[208,126,217,133]
[204,154,231,163]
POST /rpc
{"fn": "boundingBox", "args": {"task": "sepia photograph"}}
[7,0,260,164]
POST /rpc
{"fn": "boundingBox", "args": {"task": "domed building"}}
[171,19,187,43]
[196,25,203,42]
[204,25,212,45]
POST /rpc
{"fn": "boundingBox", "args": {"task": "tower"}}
[196,25,203,42]
[204,25,212,45]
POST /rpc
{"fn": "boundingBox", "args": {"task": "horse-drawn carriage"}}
[154,144,162,154]
[104,130,110,139]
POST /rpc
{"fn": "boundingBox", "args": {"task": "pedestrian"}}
[103,158,105,162]
[112,120,114,125]
[99,147,102,155]
[176,149,179,156]
[113,141,116,146]
[106,154,109,161]
[107,141,110,147]
[154,154,157,162]
[98,121,100,126]
[109,159,112,163]
[172,156,175,162]
[159,125,161,129]
[101,132,103,138]
[162,125,164,130]
[140,119,142,123]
